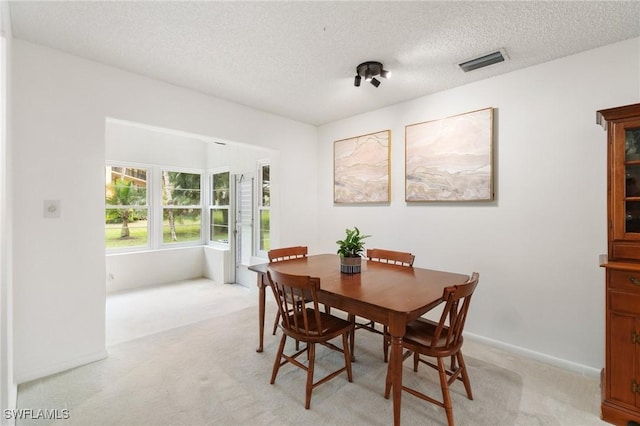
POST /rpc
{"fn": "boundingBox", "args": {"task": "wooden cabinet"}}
[599,103,640,425]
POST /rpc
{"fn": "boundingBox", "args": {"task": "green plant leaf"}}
[336,226,371,257]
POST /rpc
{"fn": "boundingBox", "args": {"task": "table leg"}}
[256,273,266,353]
[384,315,405,426]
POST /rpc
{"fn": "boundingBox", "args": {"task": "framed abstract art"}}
[334,130,390,204]
[405,108,494,202]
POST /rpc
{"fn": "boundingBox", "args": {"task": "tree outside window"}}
[105,166,148,249]
[259,164,270,251]
[210,171,230,244]
[162,171,202,243]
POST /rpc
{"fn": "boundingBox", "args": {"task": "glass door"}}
[624,126,640,234]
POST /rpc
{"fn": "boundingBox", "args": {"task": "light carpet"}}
[16,280,605,426]
[17,293,604,426]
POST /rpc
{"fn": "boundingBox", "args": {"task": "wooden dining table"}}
[249,253,469,426]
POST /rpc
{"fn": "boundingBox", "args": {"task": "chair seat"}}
[284,309,353,339]
[403,318,463,356]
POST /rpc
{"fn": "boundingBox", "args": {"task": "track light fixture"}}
[354,61,390,88]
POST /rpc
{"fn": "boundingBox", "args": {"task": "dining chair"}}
[384,272,479,426]
[268,246,308,263]
[348,248,415,361]
[268,246,308,336]
[266,269,354,409]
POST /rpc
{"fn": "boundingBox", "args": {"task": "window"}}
[258,163,270,252]
[105,160,269,254]
[105,166,149,249]
[210,171,230,244]
[161,170,202,244]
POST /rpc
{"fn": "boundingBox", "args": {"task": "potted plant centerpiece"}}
[336,226,370,274]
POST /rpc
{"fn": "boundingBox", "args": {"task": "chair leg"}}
[272,310,280,335]
[305,343,316,409]
[270,334,287,384]
[383,326,389,362]
[437,357,455,426]
[413,351,420,372]
[384,358,392,399]
[348,314,356,361]
[456,351,473,400]
[342,331,353,382]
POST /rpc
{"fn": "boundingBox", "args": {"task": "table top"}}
[250,253,469,316]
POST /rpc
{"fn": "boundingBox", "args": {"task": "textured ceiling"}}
[8,1,640,126]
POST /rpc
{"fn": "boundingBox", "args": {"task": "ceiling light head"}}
[354,61,388,87]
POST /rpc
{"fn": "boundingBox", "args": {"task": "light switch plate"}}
[44,200,61,218]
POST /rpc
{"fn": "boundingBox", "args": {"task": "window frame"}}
[105,160,270,255]
[208,168,231,247]
[256,160,271,258]
[159,167,204,247]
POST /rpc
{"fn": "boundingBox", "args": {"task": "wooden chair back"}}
[268,246,308,262]
[367,248,415,266]
[267,269,324,339]
[430,272,479,351]
[359,248,415,362]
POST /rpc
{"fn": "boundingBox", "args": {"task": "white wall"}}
[11,39,318,383]
[106,119,208,168]
[106,247,205,293]
[317,37,640,374]
[0,0,16,423]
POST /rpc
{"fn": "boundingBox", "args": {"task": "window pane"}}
[162,171,201,206]
[210,208,229,243]
[260,210,270,251]
[626,165,640,197]
[105,208,148,248]
[212,172,230,206]
[261,165,270,207]
[163,208,201,243]
[625,128,640,161]
[105,166,147,206]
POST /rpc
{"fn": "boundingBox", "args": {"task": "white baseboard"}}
[465,332,601,378]
[15,349,108,385]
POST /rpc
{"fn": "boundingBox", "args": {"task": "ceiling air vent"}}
[458,49,507,72]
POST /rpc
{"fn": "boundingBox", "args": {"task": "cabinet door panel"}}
[609,310,637,406]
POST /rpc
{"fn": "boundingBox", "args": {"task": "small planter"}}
[340,255,362,274]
